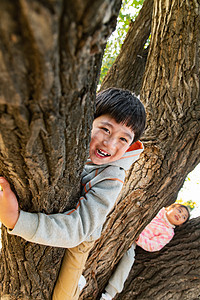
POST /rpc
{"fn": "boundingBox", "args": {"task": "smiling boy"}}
[89,114,134,165]
[0,88,146,299]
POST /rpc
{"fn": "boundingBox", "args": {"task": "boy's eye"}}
[102,127,110,133]
[120,137,128,143]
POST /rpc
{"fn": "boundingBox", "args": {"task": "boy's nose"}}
[103,138,116,150]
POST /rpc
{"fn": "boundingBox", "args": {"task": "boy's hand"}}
[0,177,19,229]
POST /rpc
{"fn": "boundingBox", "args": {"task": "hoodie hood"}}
[111,140,144,170]
[86,140,144,171]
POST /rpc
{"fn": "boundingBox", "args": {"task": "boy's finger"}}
[0,177,11,191]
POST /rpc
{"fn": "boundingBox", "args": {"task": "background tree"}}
[81,0,200,298]
[99,0,145,86]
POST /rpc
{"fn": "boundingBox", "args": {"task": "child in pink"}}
[101,203,190,300]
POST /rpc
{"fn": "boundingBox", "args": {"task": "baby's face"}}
[166,205,189,226]
[89,114,134,165]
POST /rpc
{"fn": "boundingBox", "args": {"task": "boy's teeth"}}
[97,149,110,157]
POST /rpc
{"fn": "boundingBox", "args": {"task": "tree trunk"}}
[100,0,153,95]
[1,0,200,299]
[81,0,200,298]
[117,216,200,300]
[0,0,122,298]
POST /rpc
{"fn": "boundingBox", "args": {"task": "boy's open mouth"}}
[97,149,111,157]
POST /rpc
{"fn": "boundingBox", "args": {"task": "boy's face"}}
[166,205,189,226]
[89,114,135,165]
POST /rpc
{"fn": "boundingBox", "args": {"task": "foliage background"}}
[99,0,200,215]
[99,0,144,85]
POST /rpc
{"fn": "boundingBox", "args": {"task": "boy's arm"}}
[2,168,124,248]
[0,178,19,229]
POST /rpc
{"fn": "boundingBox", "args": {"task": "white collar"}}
[163,210,175,228]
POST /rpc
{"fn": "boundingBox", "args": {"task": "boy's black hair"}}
[95,88,146,143]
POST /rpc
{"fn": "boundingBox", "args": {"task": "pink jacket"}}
[136,208,175,252]
[105,208,175,297]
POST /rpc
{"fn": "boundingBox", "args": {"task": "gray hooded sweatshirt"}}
[9,141,144,248]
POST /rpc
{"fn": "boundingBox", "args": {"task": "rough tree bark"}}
[0,0,122,299]
[100,0,153,95]
[116,216,200,300]
[81,0,200,298]
[1,0,200,299]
